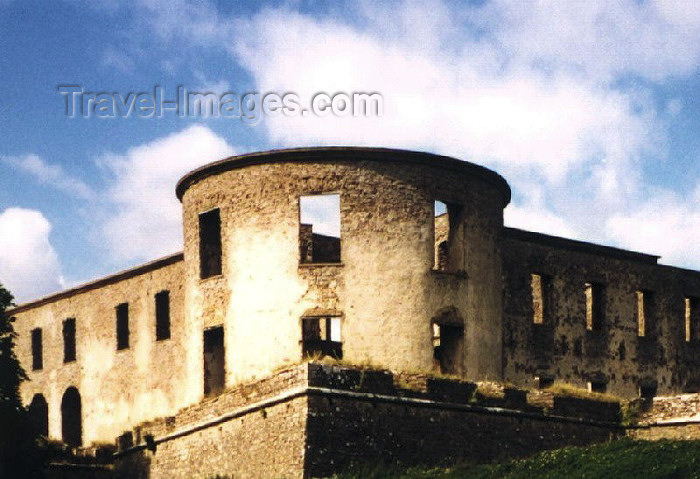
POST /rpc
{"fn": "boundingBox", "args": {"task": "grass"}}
[331,439,700,479]
[546,382,622,404]
[306,355,391,372]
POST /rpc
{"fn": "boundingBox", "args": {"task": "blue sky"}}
[0,0,699,302]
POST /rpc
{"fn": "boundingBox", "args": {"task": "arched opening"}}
[61,387,82,447]
[431,306,465,375]
[28,393,48,437]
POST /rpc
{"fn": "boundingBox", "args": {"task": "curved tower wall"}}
[178,148,510,388]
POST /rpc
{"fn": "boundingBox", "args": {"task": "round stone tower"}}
[176,147,511,391]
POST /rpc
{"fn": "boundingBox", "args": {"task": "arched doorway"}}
[28,393,48,437]
[61,387,82,447]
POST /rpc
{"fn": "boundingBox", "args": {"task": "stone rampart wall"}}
[116,363,623,479]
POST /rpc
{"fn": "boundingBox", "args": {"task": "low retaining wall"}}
[305,388,621,477]
[115,363,624,478]
[629,421,700,440]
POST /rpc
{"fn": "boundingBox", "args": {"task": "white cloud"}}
[99,124,235,263]
[504,203,577,240]
[300,194,341,237]
[607,185,700,269]
[476,0,700,82]
[231,6,656,184]
[2,154,94,199]
[0,208,63,302]
[85,0,700,269]
[222,3,662,249]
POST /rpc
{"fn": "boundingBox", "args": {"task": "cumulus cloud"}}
[475,0,700,82]
[2,154,94,199]
[504,204,577,240]
[0,208,63,302]
[234,8,653,184]
[230,5,659,184]
[607,184,700,269]
[226,2,666,248]
[87,0,700,268]
[99,124,235,263]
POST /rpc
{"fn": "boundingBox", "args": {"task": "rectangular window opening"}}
[585,282,604,331]
[640,383,658,400]
[637,290,654,338]
[531,273,551,325]
[302,316,342,359]
[199,208,222,279]
[433,200,464,272]
[686,297,699,343]
[432,323,441,349]
[589,380,607,394]
[536,375,555,390]
[116,303,129,350]
[203,326,225,396]
[299,194,341,264]
[155,290,171,341]
[63,318,76,363]
[31,328,43,371]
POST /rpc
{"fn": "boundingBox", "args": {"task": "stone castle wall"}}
[12,254,194,445]
[116,363,622,479]
[7,147,700,457]
[178,149,509,385]
[502,227,700,398]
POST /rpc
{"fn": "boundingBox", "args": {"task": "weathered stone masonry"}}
[13,254,191,446]
[8,147,700,469]
[115,363,622,479]
[502,227,700,398]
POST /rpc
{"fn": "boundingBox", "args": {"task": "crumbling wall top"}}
[175,147,512,206]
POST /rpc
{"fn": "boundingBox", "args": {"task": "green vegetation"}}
[547,381,622,404]
[0,283,46,478]
[332,439,700,479]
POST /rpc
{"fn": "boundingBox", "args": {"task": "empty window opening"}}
[29,393,48,437]
[637,290,653,337]
[31,328,42,371]
[585,282,604,331]
[203,326,225,396]
[434,200,448,269]
[63,318,76,363]
[432,322,463,375]
[588,380,607,394]
[640,383,658,400]
[686,297,699,342]
[199,208,222,279]
[61,387,82,447]
[531,273,551,324]
[536,375,555,389]
[299,194,341,264]
[433,200,464,272]
[302,316,342,359]
[155,290,171,341]
[618,341,627,361]
[116,303,129,350]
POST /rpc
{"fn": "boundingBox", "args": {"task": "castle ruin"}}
[9,147,700,477]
